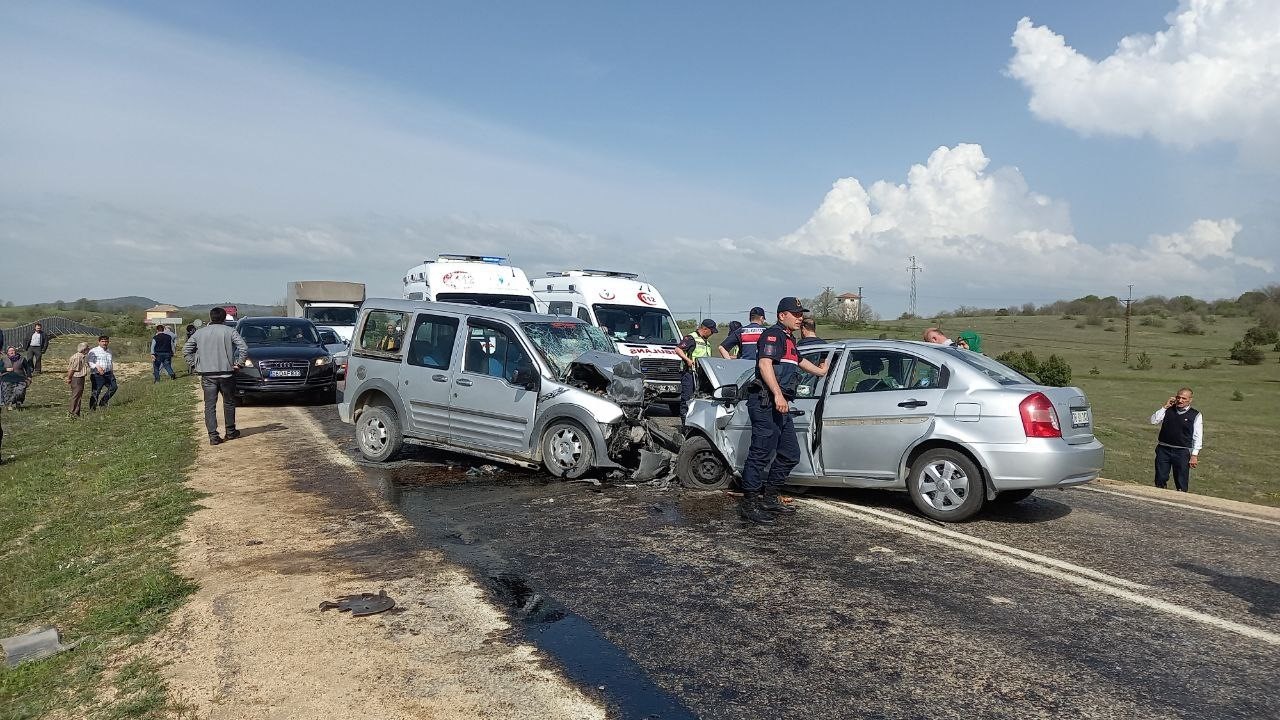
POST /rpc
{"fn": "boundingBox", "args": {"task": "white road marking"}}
[1075,485,1280,528]
[809,499,1280,647]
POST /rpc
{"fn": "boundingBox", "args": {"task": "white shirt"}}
[31,331,43,346]
[1149,407,1203,455]
[87,346,114,373]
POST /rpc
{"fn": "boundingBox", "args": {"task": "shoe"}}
[224,429,242,440]
[209,436,223,446]
[738,493,776,525]
[760,490,797,514]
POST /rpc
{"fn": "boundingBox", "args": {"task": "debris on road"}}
[466,465,499,477]
[319,589,396,617]
[2,626,84,667]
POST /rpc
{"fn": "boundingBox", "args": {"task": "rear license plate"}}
[653,381,680,392]
[270,369,302,378]
[1071,409,1090,428]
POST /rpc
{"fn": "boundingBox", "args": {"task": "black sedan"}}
[234,317,337,402]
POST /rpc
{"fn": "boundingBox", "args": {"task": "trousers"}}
[739,393,799,493]
[90,371,118,406]
[69,376,85,416]
[201,375,237,438]
[153,353,176,381]
[1154,445,1191,492]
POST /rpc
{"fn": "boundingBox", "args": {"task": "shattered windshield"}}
[521,321,616,376]
[592,304,679,344]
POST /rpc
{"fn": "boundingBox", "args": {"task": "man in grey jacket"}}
[184,307,249,445]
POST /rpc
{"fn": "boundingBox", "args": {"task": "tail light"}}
[1019,392,1061,438]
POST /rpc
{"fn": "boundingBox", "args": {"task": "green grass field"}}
[0,336,200,719]
[807,313,1280,507]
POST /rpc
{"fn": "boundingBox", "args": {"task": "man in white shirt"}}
[86,335,118,410]
[1149,387,1203,492]
[24,322,49,373]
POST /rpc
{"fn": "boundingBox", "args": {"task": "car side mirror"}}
[712,384,739,402]
[513,368,540,392]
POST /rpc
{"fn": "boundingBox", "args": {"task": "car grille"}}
[639,358,684,381]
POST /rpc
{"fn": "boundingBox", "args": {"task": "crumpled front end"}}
[563,351,680,479]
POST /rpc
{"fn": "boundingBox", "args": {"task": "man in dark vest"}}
[1149,387,1202,492]
[151,324,178,382]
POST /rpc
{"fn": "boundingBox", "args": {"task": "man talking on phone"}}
[1149,387,1202,492]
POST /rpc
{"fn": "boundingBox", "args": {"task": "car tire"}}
[541,420,594,479]
[993,488,1035,504]
[907,448,985,522]
[356,405,402,463]
[676,435,730,491]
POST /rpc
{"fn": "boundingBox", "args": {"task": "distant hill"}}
[93,296,161,311]
[181,302,284,317]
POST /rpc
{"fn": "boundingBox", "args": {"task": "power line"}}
[906,256,923,317]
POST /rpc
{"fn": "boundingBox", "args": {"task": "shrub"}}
[1037,354,1073,387]
[996,350,1040,378]
[1176,315,1204,335]
[1074,321,1086,329]
[1088,366,1100,375]
[1274,342,1280,353]
[877,332,888,340]
[1104,326,1117,332]
[1085,315,1103,326]
[1243,326,1280,346]
[1139,316,1165,327]
[1060,314,1075,320]
[1230,341,1265,365]
[1181,358,1219,370]
[1133,352,1152,370]
[1231,390,1244,402]
[996,308,1009,316]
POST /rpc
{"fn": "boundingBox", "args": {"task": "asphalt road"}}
[302,405,1279,720]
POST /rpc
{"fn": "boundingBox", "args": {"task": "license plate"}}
[653,382,680,392]
[270,369,302,378]
[1071,409,1090,428]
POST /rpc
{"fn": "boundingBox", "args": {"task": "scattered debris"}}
[319,589,396,617]
[569,478,602,486]
[1,627,84,667]
[245,539,264,546]
[466,465,499,477]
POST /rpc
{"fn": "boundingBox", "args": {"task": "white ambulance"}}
[401,255,537,312]
[533,270,685,407]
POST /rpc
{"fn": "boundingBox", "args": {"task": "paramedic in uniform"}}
[674,319,717,421]
[739,297,829,525]
[719,307,768,360]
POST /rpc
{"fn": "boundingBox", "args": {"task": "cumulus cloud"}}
[775,143,1270,300]
[1007,0,1280,155]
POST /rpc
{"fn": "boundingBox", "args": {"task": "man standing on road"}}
[1150,387,1202,492]
[719,307,768,360]
[24,322,49,373]
[184,307,248,446]
[739,297,829,525]
[151,325,178,382]
[87,336,117,409]
[674,319,717,422]
[66,342,89,417]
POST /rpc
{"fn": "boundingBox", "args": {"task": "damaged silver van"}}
[338,299,676,479]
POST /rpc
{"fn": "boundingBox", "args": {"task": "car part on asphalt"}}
[318,589,396,617]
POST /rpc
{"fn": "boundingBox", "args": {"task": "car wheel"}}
[676,435,730,490]
[541,420,594,479]
[907,448,985,522]
[993,488,1035,504]
[356,405,402,462]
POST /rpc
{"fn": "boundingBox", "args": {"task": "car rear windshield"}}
[238,320,319,345]
[521,321,615,376]
[939,347,1034,385]
[592,304,679,344]
[437,293,536,313]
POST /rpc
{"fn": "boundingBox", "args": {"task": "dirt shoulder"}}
[143,400,602,719]
[1094,477,1280,521]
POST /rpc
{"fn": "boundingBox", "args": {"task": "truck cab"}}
[533,270,684,407]
[401,255,537,312]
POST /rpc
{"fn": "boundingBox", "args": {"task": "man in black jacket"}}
[23,322,50,373]
[150,325,178,382]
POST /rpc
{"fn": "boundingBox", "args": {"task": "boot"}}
[760,488,796,514]
[738,492,776,525]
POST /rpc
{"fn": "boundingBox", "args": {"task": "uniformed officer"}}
[674,319,717,421]
[719,307,768,360]
[739,297,829,525]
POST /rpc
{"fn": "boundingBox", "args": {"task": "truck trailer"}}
[286,281,366,342]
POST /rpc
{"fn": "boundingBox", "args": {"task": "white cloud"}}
[773,143,1270,301]
[1007,0,1280,155]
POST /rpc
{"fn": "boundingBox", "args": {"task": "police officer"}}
[719,307,768,360]
[674,319,717,421]
[739,298,829,524]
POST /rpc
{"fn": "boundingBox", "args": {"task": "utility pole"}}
[906,256,923,318]
[1123,284,1133,364]
[857,285,863,323]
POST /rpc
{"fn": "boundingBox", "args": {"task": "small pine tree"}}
[1133,352,1152,370]
[1037,354,1073,387]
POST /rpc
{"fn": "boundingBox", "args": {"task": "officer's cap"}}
[776,297,808,315]
[700,319,719,333]
[749,306,766,319]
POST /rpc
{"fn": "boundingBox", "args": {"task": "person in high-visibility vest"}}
[674,319,717,421]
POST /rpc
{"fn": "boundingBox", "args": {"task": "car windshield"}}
[238,321,319,345]
[317,329,340,344]
[438,293,536,313]
[592,304,679,344]
[521,321,616,376]
[939,346,1035,385]
[304,307,358,325]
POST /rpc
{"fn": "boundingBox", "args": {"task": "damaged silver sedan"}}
[339,299,676,480]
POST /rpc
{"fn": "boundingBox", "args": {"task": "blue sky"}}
[2,0,1277,317]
